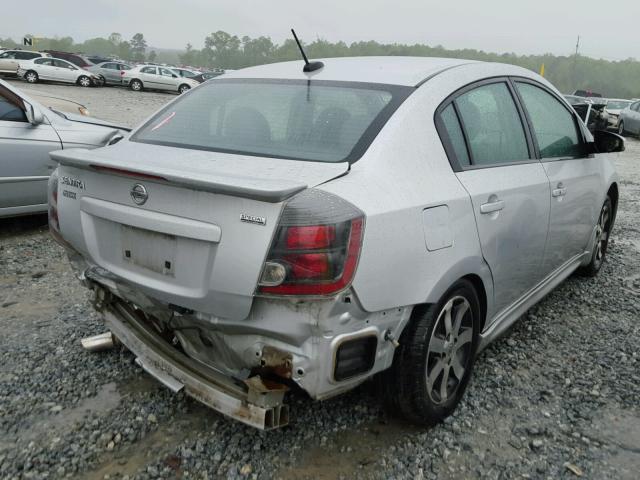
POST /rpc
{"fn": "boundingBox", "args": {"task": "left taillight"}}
[258,189,365,297]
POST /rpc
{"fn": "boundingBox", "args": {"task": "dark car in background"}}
[573,89,603,98]
[189,71,224,83]
[43,50,92,69]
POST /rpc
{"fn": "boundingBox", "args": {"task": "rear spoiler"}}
[50,149,308,203]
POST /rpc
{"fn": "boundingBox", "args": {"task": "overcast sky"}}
[6,0,639,60]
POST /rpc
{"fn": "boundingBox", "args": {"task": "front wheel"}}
[178,84,191,94]
[78,75,92,87]
[383,279,480,425]
[618,121,625,136]
[130,79,143,91]
[578,195,613,277]
[25,71,38,83]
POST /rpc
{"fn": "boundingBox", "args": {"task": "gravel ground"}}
[1,81,639,480]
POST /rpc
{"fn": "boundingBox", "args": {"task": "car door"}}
[33,58,55,80]
[139,66,159,88]
[54,59,78,83]
[630,103,640,134]
[514,80,604,275]
[100,62,119,83]
[0,51,18,73]
[0,85,61,212]
[159,67,178,91]
[436,79,550,316]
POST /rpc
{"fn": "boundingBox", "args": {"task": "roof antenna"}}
[291,29,324,73]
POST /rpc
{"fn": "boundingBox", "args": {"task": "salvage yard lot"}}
[1,81,639,480]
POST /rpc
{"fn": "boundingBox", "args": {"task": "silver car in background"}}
[122,65,199,94]
[17,57,101,87]
[50,57,621,430]
[87,61,132,86]
[617,99,640,136]
[604,98,632,130]
[0,79,129,218]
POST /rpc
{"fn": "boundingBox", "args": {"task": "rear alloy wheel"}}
[178,84,191,94]
[579,195,613,276]
[25,71,38,83]
[130,79,143,92]
[618,121,625,136]
[78,75,92,87]
[383,279,480,425]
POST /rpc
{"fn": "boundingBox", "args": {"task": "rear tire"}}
[25,70,38,83]
[382,279,480,425]
[78,75,91,87]
[130,79,143,92]
[578,195,613,277]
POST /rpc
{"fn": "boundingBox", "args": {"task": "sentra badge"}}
[60,176,85,190]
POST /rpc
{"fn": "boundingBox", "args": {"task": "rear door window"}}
[439,104,471,167]
[516,82,584,158]
[453,82,530,166]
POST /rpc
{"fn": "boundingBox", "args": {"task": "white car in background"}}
[17,57,101,87]
[122,65,199,94]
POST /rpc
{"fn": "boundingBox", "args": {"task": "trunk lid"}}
[52,142,348,320]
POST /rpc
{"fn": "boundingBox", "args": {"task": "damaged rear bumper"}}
[103,300,289,430]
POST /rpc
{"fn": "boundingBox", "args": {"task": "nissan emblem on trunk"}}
[130,184,149,205]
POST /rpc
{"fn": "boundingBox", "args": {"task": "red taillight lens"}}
[286,225,336,249]
[258,189,364,297]
[285,253,331,279]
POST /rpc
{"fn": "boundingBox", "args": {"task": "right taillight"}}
[258,189,364,297]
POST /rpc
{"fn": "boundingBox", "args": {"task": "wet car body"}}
[50,57,620,429]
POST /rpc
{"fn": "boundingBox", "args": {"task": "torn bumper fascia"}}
[103,299,289,430]
[70,253,413,403]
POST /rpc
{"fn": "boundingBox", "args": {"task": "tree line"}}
[2,31,639,98]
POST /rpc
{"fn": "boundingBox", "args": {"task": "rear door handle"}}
[552,182,567,197]
[480,200,505,214]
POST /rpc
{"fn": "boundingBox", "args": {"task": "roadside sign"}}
[23,37,33,46]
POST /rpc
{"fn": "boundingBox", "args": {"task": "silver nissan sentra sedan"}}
[49,57,622,429]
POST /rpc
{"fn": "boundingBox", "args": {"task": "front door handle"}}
[480,200,505,214]
[552,182,567,198]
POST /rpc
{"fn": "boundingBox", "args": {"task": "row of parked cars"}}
[564,92,640,137]
[0,48,223,94]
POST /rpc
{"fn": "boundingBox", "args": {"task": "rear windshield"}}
[131,79,411,163]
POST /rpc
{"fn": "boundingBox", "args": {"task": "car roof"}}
[222,56,476,87]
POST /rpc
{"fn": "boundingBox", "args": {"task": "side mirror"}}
[172,74,178,78]
[590,130,625,154]
[24,101,44,126]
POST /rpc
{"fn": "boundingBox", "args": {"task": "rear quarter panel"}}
[319,65,507,316]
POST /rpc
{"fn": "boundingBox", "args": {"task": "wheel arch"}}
[407,268,492,337]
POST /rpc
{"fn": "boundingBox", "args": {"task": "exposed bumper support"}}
[102,301,289,430]
[81,332,116,352]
